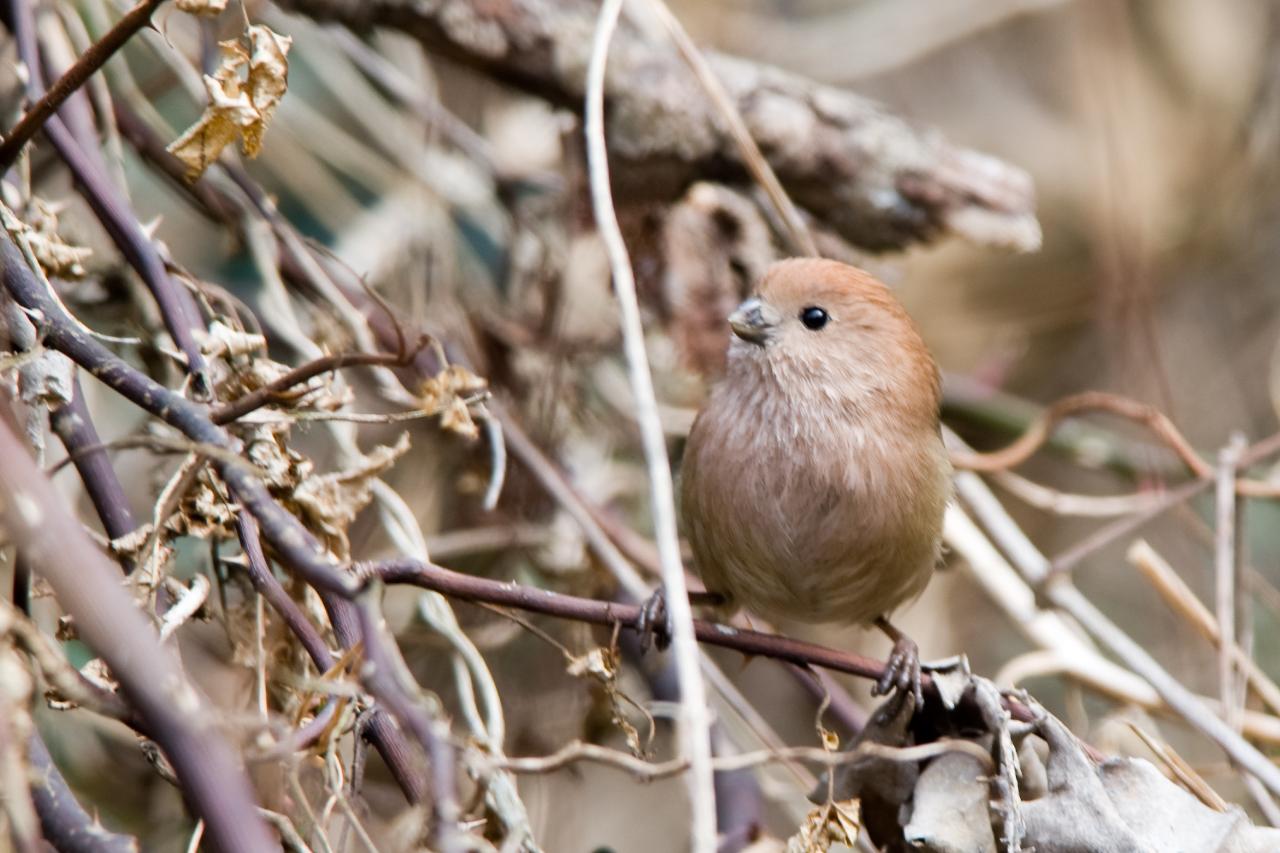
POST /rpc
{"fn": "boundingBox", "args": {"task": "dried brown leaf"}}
[568,647,648,757]
[171,469,238,539]
[176,0,228,16]
[420,364,488,440]
[196,320,267,360]
[242,25,291,156]
[166,25,292,180]
[24,199,92,278]
[290,432,411,559]
[786,800,861,853]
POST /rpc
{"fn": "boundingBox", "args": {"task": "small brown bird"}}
[678,258,951,702]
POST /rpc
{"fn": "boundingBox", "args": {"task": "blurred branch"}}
[941,372,1180,477]
[950,390,1280,497]
[3,0,209,388]
[953,468,1280,797]
[355,593,461,850]
[1127,541,1280,721]
[641,0,817,257]
[0,0,165,169]
[0,405,274,851]
[26,734,139,853]
[272,0,1040,252]
[491,737,993,780]
[717,0,1072,82]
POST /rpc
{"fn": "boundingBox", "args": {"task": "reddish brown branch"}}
[0,0,165,168]
[951,390,1280,498]
[211,343,428,425]
[358,557,1038,722]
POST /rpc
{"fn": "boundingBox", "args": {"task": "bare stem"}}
[584,1,715,847]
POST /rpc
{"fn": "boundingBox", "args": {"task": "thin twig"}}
[1049,425,1280,576]
[991,468,1164,517]
[1215,436,1246,734]
[641,0,818,258]
[950,390,1280,497]
[954,466,1280,797]
[1125,724,1228,813]
[491,737,993,780]
[211,344,427,424]
[585,3,715,847]
[27,733,140,853]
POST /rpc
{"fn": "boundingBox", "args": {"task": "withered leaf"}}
[176,0,229,16]
[290,433,411,559]
[167,25,292,180]
[568,647,648,757]
[420,364,488,440]
[25,200,92,278]
[196,320,267,360]
[786,799,861,853]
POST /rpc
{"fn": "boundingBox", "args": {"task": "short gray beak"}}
[728,298,778,346]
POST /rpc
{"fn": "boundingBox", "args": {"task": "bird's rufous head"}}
[725,258,941,421]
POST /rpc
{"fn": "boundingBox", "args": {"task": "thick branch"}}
[273,0,1039,252]
[26,735,139,853]
[0,412,273,852]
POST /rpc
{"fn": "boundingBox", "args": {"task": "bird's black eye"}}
[800,306,829,330]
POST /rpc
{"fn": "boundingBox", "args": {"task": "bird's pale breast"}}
[681,382,949,627]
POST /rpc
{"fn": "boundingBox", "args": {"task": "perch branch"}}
[355,556,1042,724]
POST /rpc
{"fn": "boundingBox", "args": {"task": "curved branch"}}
[950,390,1280,498]
[26,734,139,853]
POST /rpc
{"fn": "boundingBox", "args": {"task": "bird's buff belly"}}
[699,539,935,627]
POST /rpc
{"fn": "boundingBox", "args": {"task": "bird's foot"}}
[874,634,924,709]
[635,589,728,654]
[636,588,672,653]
